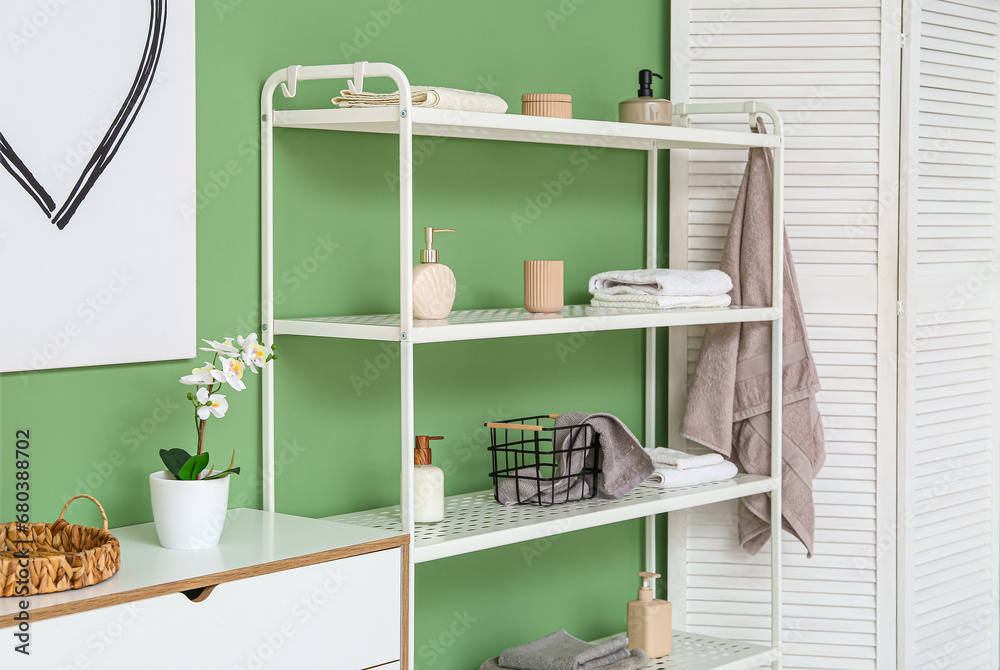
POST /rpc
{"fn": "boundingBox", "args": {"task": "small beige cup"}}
[524,260,564,313]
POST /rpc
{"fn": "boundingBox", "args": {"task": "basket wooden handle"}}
[57,494,109,532]
[486,422,545,432]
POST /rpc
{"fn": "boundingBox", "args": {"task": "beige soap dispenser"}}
[413,227,456,319]
[619,70,672,126]
[627,571,671,658]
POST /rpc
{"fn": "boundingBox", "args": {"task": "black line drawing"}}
[0,0,166,230]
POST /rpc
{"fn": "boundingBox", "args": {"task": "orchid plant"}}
[159,333,277,481]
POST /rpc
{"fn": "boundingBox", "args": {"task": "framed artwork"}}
[0,0,195,372]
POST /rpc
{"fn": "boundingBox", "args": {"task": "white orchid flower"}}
[237,333,258,350]
[179,362,217,385]
[200,337,239,356]
[195,387,228,420]
[242,340,272,373]
[211,356,247,391]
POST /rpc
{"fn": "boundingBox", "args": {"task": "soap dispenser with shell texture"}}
[413,227,455,320]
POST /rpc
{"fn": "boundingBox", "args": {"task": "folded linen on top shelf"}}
[591,294,731,309]
[333,86,508,114]
[481,631,648,670]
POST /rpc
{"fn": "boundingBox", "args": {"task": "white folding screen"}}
[898,2,999,669]
[668,1,900,668]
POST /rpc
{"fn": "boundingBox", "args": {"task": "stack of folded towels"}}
[481,631,648,670]
[589,268,733,309]
[641,447,738,488]
[333,85,508,114]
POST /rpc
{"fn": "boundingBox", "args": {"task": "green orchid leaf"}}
[160,448,194,478]
[178,452,210,480]
[203,467,241,480]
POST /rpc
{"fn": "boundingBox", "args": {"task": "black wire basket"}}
[486,414,602,506]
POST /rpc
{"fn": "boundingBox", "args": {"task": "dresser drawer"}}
[4,547,401,669]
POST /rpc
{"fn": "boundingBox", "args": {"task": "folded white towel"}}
[645,447,724,470]
[641,460,739,488]
[333,86,508,114]
[591,293,732,309]
[589,268,733,297]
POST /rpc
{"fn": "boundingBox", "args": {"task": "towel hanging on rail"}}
[680,117,825,558]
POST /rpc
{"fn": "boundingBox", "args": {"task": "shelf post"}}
[644,145,659,582]
[770,124,785,670]
[260,70,285,513]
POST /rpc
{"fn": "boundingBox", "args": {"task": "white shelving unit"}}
[260,61,785,670]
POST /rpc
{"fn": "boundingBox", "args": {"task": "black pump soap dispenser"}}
[619,69,672,126]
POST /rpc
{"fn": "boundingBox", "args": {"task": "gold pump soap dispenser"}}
[627,571,671,658]
[413,227,456,319]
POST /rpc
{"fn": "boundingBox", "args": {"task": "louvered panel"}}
[905,3,998,666]
[672,2,891,667]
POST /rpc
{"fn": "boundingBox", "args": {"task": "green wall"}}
[1,2,668,666]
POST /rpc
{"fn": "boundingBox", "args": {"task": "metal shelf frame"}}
[260,61,785,670]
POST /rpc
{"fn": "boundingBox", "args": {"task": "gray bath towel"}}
[481,649,648,670]
[490,631,641,670]
[681,118,825,557]
[495,414,654,505]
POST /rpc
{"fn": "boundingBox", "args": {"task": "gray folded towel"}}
[496,631,632,670]
[481,633,649,670]
[496,466,592,505]
[555,413,655,500]
[495,414,654,505]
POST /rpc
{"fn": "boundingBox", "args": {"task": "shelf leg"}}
[400,339,415,670]
[260,78,276,513]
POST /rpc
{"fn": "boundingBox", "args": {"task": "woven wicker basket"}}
[0,495,121,597]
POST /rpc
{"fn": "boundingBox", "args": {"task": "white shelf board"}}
[593,632,777,670]
[272,107,782,151]
[274,305,778,343]
[324,475,776,563]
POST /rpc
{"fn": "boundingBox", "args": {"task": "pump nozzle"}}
[421,228,454,263]
[637,70,663,98]
[637,571,660,600]
[415,435,444,465]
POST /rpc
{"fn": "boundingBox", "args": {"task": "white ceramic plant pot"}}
[149,470,230,550]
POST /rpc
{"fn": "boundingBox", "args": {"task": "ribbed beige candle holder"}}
[521,94,572,119]
[524,260,564,313]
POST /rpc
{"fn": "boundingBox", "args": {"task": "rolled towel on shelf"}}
[591,293,731,309]
[333,86,508,114]
[641,460,738,489]
[645,446,724,470]
[589,268,733,297]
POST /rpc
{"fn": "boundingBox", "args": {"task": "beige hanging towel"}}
[681,118,825,557]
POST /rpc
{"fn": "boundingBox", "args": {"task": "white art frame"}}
[0,0,195,372]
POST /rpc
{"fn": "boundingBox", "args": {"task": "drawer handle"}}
[181,584,218,603]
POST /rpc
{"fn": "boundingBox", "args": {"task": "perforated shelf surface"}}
[323,475,775,563]
[274,304,778,343]
[594,632,775,670]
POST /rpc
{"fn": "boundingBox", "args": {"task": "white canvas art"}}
[0,0,195,372]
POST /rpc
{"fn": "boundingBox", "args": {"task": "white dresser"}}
[0,509,408,669]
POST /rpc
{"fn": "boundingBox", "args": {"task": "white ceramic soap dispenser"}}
[413,227,456,319]
[413,435,444,523]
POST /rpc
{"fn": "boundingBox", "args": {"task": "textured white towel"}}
[333,86,508,114]
[640,460,738,488]
[645,447,724,470]
[591,293,732,309]
[589,269,733,297]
